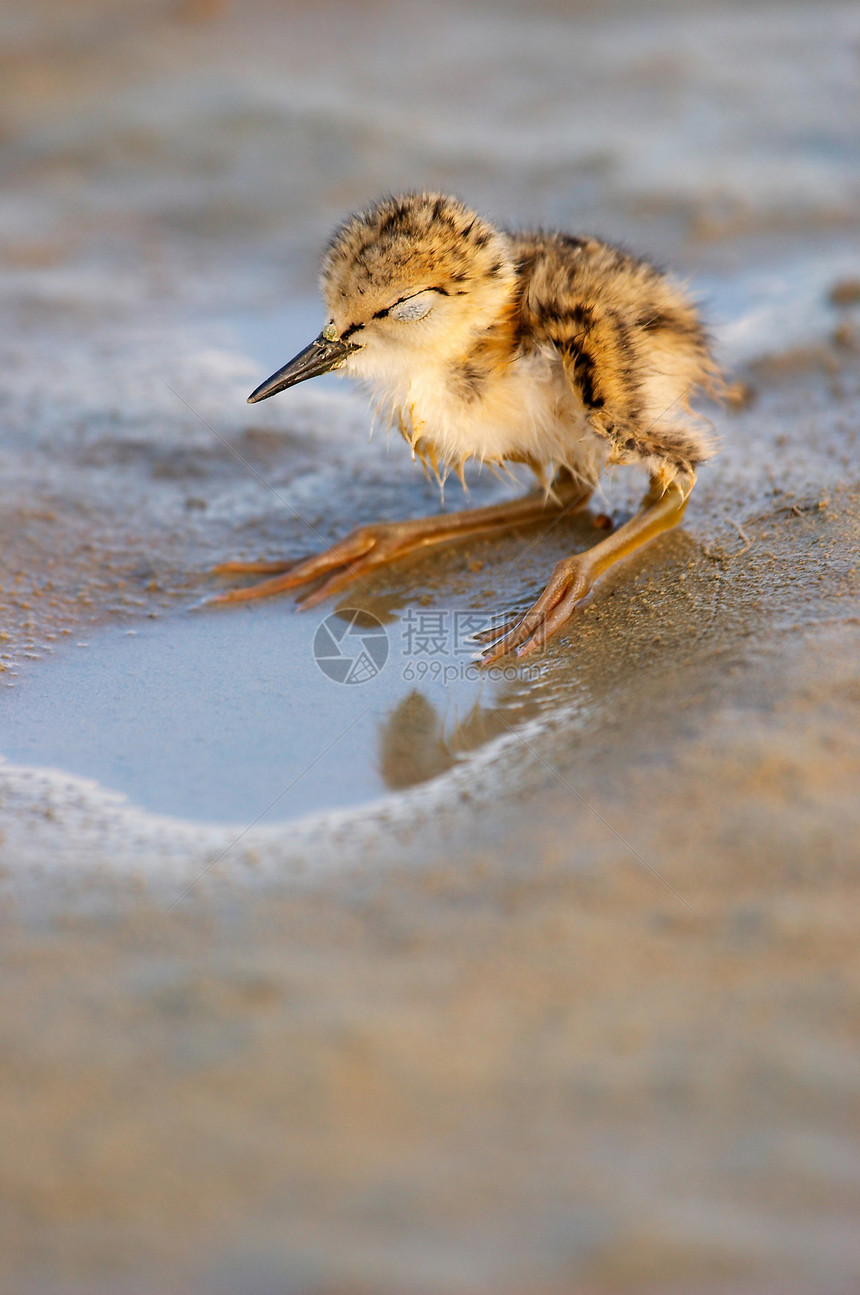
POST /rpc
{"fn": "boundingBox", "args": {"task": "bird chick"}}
[219,192,719,659]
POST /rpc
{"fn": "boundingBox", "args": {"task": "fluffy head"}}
[319,193,516,384]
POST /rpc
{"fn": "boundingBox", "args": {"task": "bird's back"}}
[510,230,719,477]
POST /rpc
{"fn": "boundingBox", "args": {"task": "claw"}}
[294,556,380,609]
[480,555,590,663]
[471,614,523,645]
[210,529,380,604]
[209,568,316,604]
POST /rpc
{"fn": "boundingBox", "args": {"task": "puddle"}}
[0,597,555,826]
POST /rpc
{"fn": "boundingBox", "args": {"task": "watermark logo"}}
[313,608,389,684]
[400,607,543,683]
[313,605,544,685]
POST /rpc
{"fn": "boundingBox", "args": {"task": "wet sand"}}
[1,1,860,1291]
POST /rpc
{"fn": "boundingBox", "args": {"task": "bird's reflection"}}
[377,681,544,792]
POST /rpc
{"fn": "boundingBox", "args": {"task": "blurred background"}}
[3,0,858,328]
[2,3,860,1294]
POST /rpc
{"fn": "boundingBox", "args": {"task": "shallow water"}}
[0,598,555,824]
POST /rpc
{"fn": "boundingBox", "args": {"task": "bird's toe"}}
[480,555,592,663]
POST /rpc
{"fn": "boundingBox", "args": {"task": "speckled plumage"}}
[319,193,718,495]
[227,193,722,660]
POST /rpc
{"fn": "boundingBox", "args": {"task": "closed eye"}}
[389,293,435,322]
[385,286,449,323]
[341,286,449,338]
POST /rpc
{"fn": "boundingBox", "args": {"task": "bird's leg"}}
[481,470,694,663]
[211,475,592,607]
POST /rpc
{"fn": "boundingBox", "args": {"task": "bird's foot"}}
[479,473,693,662]
[479,553,594,663]
[209,521,422,607]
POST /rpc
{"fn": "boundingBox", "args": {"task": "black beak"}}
[247,330,358,404]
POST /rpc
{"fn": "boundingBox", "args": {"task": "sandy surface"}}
[1,1,860,1292]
